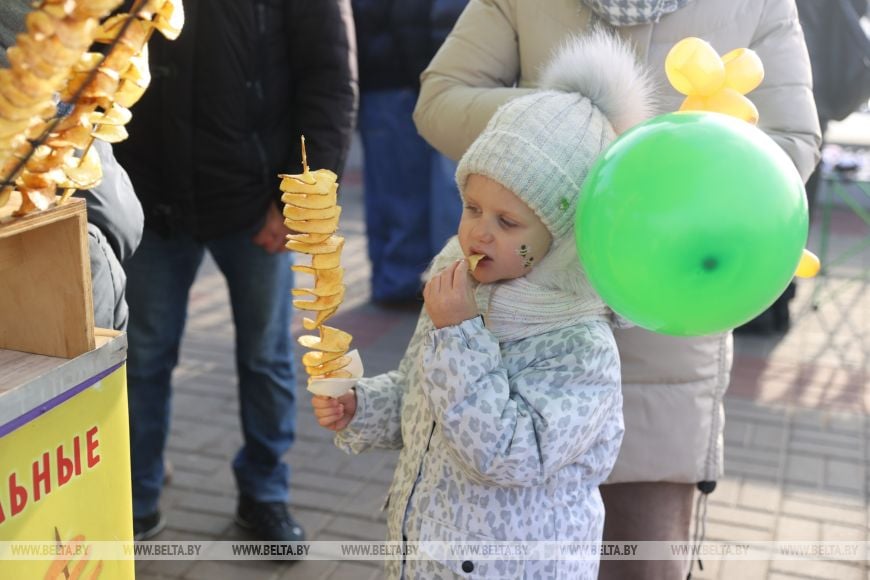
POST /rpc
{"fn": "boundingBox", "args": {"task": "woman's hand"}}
[311,390,357,431]
[424,259,478,329]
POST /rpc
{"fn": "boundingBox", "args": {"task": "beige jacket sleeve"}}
[413,0,533,160]
[750,0,821,181]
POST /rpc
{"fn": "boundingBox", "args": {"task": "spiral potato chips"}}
[282,137,353,383]
[0,0,184,214]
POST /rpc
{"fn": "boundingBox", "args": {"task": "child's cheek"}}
[515,243,537,269]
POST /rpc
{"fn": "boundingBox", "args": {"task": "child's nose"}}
[472,221,494,243]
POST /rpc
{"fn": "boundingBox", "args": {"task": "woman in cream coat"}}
[413,0,821,577]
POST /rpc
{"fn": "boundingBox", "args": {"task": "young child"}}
[312,31,653,579]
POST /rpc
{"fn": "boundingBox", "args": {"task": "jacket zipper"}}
[251,1,269,183]
[255,1,267,35]
[252,132,269,183]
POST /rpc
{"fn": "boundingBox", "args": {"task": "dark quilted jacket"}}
[114,0,358,240]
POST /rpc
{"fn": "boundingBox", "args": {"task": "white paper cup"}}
[306,349,363,398]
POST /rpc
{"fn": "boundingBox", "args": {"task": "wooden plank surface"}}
[0,195,95,357]
[0,331,125,430]
[0,192,87,237]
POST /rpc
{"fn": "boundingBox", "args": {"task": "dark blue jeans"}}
[125,225,295,517]
[359,89,462,302]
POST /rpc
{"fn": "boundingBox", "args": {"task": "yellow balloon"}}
[678,90,758,124]
[678,94,707,112]
[795,249,821,278]
[722,48,764,94]
[665,37,726,97]
[705,89,760,125]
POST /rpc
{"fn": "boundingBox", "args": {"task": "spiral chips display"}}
[0,0,183,215]
[282,137,353,382]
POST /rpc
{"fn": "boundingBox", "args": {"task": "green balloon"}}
[576,112,808,336]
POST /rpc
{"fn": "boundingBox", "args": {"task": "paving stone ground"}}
[134,139,869,580]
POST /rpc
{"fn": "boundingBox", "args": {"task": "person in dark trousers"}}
[114,0,357,541]
[352,0,468,305]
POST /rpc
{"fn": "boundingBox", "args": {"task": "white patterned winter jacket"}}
[334,312,623,579]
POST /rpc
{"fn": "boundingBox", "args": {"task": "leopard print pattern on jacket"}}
[335,314,623,579]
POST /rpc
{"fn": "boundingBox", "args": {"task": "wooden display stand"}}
[0,193,95,358]
[0,198,134,579]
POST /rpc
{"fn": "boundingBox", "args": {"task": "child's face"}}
[459,174,553,284]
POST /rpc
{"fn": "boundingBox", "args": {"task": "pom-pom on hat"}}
[456,29,655,240]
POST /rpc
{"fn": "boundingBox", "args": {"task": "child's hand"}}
[312,390,357,431]
[424,259,478,329]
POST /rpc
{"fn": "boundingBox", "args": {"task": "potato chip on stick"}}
[282,136,354,383]
[302,307,339,331]
[287,232,332,245]
[292,286,346,303]
[306,354,353,377]
[298,324,353,353]
[283,204,337,221]
[302,349,345,367]
[283,206,342,235]
[285,234,344,255]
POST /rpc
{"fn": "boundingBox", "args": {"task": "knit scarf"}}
[581,0,694,26]
[428,237,616,343]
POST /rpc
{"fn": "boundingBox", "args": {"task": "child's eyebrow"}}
[499,209,526,222]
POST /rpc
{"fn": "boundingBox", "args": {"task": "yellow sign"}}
[0,365,134,579]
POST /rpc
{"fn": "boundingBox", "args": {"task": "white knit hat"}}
[456,30,655,241]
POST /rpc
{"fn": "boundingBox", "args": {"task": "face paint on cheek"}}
[516,244,536,269]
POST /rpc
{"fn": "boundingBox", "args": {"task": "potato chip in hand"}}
[467,254,485,271]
